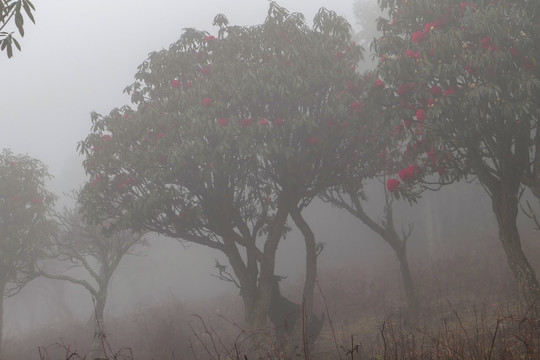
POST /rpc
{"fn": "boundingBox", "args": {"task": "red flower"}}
[31,197,43,205]
[11,195,19,201]
[170,79,182,88]
[103,134,112,141]
[427,150,437,165]
[274,118,284,126]
[241,118,253,126]
[406,50,420,60]
[308,136,320,145]
[201,65,212,75]
[427,98,435,107]
[465,65,475,75]
[443,88,455,96]
[424,21,440,34]
[387,178,400,192]
[350,101,363,113]
[374,79,385,88]
[206,35,216,43]
[524,57,535,71]
[185,81,193,89]
[259,119,269,125]
[202,97,213,107]
[509,47,519,58]
[347,80,359,92]
[481,37,492,49]
[156,131,166,140]
[218,118,228,126]
[399,165,420,182]
[398,83,416,97]
[416,109,427,122]
[431,85,443,96]
[412,31,426,43]
[438,167,447,175]
[403,119,412,129]
[91,175,104,186]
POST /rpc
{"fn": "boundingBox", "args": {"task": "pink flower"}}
[481,37,492,49]
[185,81,193,89]
[412,31,427,43]
[206,35,216,43]
[350,101,363,113]
[202,97,213,107]
[509,47,519,58]
[387,178,400,192]
[218,118,228,126]
[431,85,443,96]
[374,79,385,88]
[241,118,253,126]
[416,109,427,122]
[102,134,112,141]
[274,118,284,126]
[443,88,455,96]
[259,119,269,125]
[427,98,435,107]
[308,136,320,145]
[170,79,182,88]
[201,65,212,75]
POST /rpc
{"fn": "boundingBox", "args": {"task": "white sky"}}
[1,0,359,193]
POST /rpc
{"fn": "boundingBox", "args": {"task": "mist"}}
[1,0,539,359]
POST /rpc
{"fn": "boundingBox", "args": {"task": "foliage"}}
[370,0,539,198]
[0,0,36,58]
[0,149,56,296]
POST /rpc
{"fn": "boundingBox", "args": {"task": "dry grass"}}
[4,237,540,359]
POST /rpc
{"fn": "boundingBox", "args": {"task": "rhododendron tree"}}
[78,3,380,331]
[39,206,145,359]
[0,149,56,354]
[372,0,540,304]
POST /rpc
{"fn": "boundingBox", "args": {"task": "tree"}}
[322,178,419,310]
[39,206,145,359]
[0,149,56,354]
[370,0,540,304]
[78,2,379,335]
[0,0,36,58]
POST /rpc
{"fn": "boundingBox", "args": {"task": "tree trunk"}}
[0,279,5,357]
[89,287,108,359]
[394,244,419,311]
[492,182,540,308]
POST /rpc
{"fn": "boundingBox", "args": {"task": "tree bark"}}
[89,284,108,359]
[0,278,5,357]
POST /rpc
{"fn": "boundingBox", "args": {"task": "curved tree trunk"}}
[492,181,540,307]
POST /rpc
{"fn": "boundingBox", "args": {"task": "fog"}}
[1,0,539,358]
